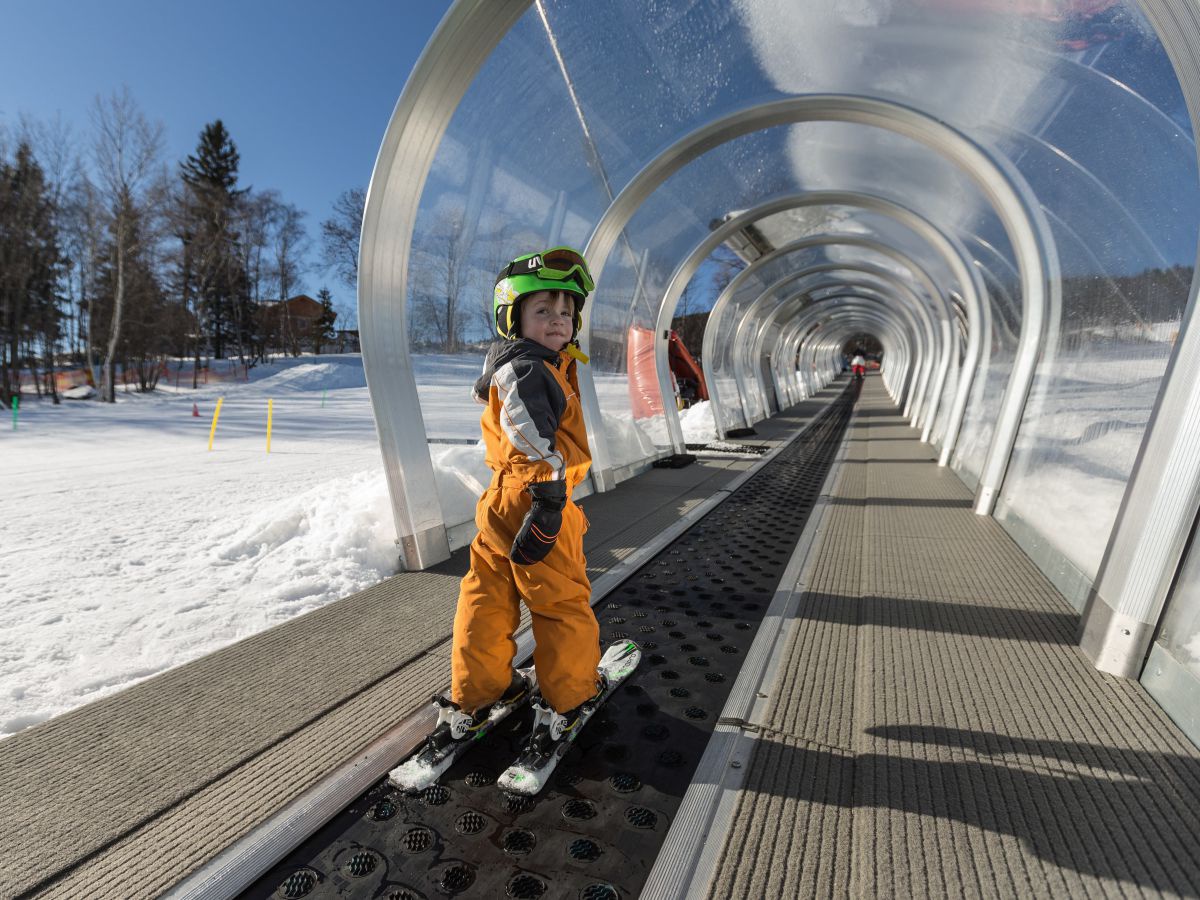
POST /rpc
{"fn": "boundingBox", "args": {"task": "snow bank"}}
[679,401,718,443]
[5,347,1180,741]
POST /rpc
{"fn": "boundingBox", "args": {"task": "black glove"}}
[510,480,568,565]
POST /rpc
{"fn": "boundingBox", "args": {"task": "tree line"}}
[0,88,363,407]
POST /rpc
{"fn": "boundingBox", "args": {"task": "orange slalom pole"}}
[266,398,273,453]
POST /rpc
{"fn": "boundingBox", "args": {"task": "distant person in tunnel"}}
[433,247,604,755]
[851,349,867,380]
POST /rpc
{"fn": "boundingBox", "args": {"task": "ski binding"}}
[388,666,536,793]
[497,640,641,796]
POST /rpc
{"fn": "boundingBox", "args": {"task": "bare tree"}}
[270,201,308,355]
[22,114,80,401]
[411,207,472,352]
[320,187,364,289]
[90,87,165,402]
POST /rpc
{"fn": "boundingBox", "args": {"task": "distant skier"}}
[393,247,618,795]
[851,351,867,380]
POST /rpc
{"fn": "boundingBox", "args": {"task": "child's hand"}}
[510,480,568,565]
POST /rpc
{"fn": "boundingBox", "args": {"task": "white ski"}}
[388,667,537,793]
[497,641,641,796]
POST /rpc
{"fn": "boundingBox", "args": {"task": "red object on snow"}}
[192,403,199,417]
[626,327,710,419]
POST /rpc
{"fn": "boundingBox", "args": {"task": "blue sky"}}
[0,0,454,321]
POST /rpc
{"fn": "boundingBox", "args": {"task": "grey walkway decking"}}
[0,388,833,900]
[707,377,1200,899]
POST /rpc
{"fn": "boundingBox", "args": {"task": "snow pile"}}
[208,469,397,608]
[679,401,718,443]
[430,440,491,526]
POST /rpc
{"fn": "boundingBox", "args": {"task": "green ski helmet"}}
[492,246,594,341]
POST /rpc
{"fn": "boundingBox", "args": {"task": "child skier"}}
[411,247,607,773]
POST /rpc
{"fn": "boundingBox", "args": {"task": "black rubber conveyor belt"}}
[242,382,858,900]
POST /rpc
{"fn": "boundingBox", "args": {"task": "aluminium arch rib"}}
[704,263,934,437]
[801,315,904,395]
[577,93,1057,517]
[768,296,908,406]
[715,236,943,429]
[792,304,911,394]
[733,238,945,428]
[776,283,921,411]
[735,236,949,440]
[798,309,908,391]
[358,0,529,570]
[647,191,988,469]
[789,303,911,396]
[778,291,913,405]
[807,317,899,380]
[763,289,916,410]
[768,285,916,408]
[1080,0,1200,677]
[775,291,916,404]
[774,291,912,405]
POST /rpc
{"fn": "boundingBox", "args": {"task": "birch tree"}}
[91,88,164,402]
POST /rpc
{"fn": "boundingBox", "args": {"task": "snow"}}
[6,345,1181,741]
[0,351,714,740]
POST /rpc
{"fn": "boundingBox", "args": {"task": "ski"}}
[497,640,641,796]
[388,667,537,793]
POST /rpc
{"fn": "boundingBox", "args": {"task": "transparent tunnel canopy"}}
[379,0,1198,567]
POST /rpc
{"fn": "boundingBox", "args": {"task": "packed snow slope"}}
[0,353,719,739]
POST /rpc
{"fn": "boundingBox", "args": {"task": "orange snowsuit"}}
[451,339,600,714]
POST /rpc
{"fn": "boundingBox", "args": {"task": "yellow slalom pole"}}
[207,397,224,451]
[266,398,274,453]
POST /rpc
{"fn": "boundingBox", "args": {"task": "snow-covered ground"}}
[10,344,1190,742]
[0,353,719,739]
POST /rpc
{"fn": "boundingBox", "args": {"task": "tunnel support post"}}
[1079,0,1200,678]
[359,0,530,569]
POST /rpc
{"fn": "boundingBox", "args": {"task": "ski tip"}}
[497,770,540,796]
[387,771,420,793]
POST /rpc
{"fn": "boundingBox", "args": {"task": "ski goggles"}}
[496,246,595,293]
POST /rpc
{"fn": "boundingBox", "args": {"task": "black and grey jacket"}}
[474,339,570,481]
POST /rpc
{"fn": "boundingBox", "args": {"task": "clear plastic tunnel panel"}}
[390,0,1198,563]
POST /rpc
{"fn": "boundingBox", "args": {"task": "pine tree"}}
[313,286,337,353]
[0,143,64,407]
[179,120,247,362]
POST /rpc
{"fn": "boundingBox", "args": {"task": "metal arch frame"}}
[578,94,1058,518]
[792,303,912,394]
[734,242,943,425]
[358,0,527,569]
[773,293,911,407]
[1080,0,1200,678]
[648,191,990,467]
[709,239,941,429]
[783,283,921,409]
[768,284,917,408]
[774,289,918,405]
[775,291,913,406]
[736,237,949,440]
[772,296,912,400]
[359,12,1064,565]
[767,290,918,407]
[788,304,909,397]
[704,262,935,436]
[803,312,907,394]
[804,313,906,392]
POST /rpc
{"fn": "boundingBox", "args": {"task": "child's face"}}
[519,291,576,352]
